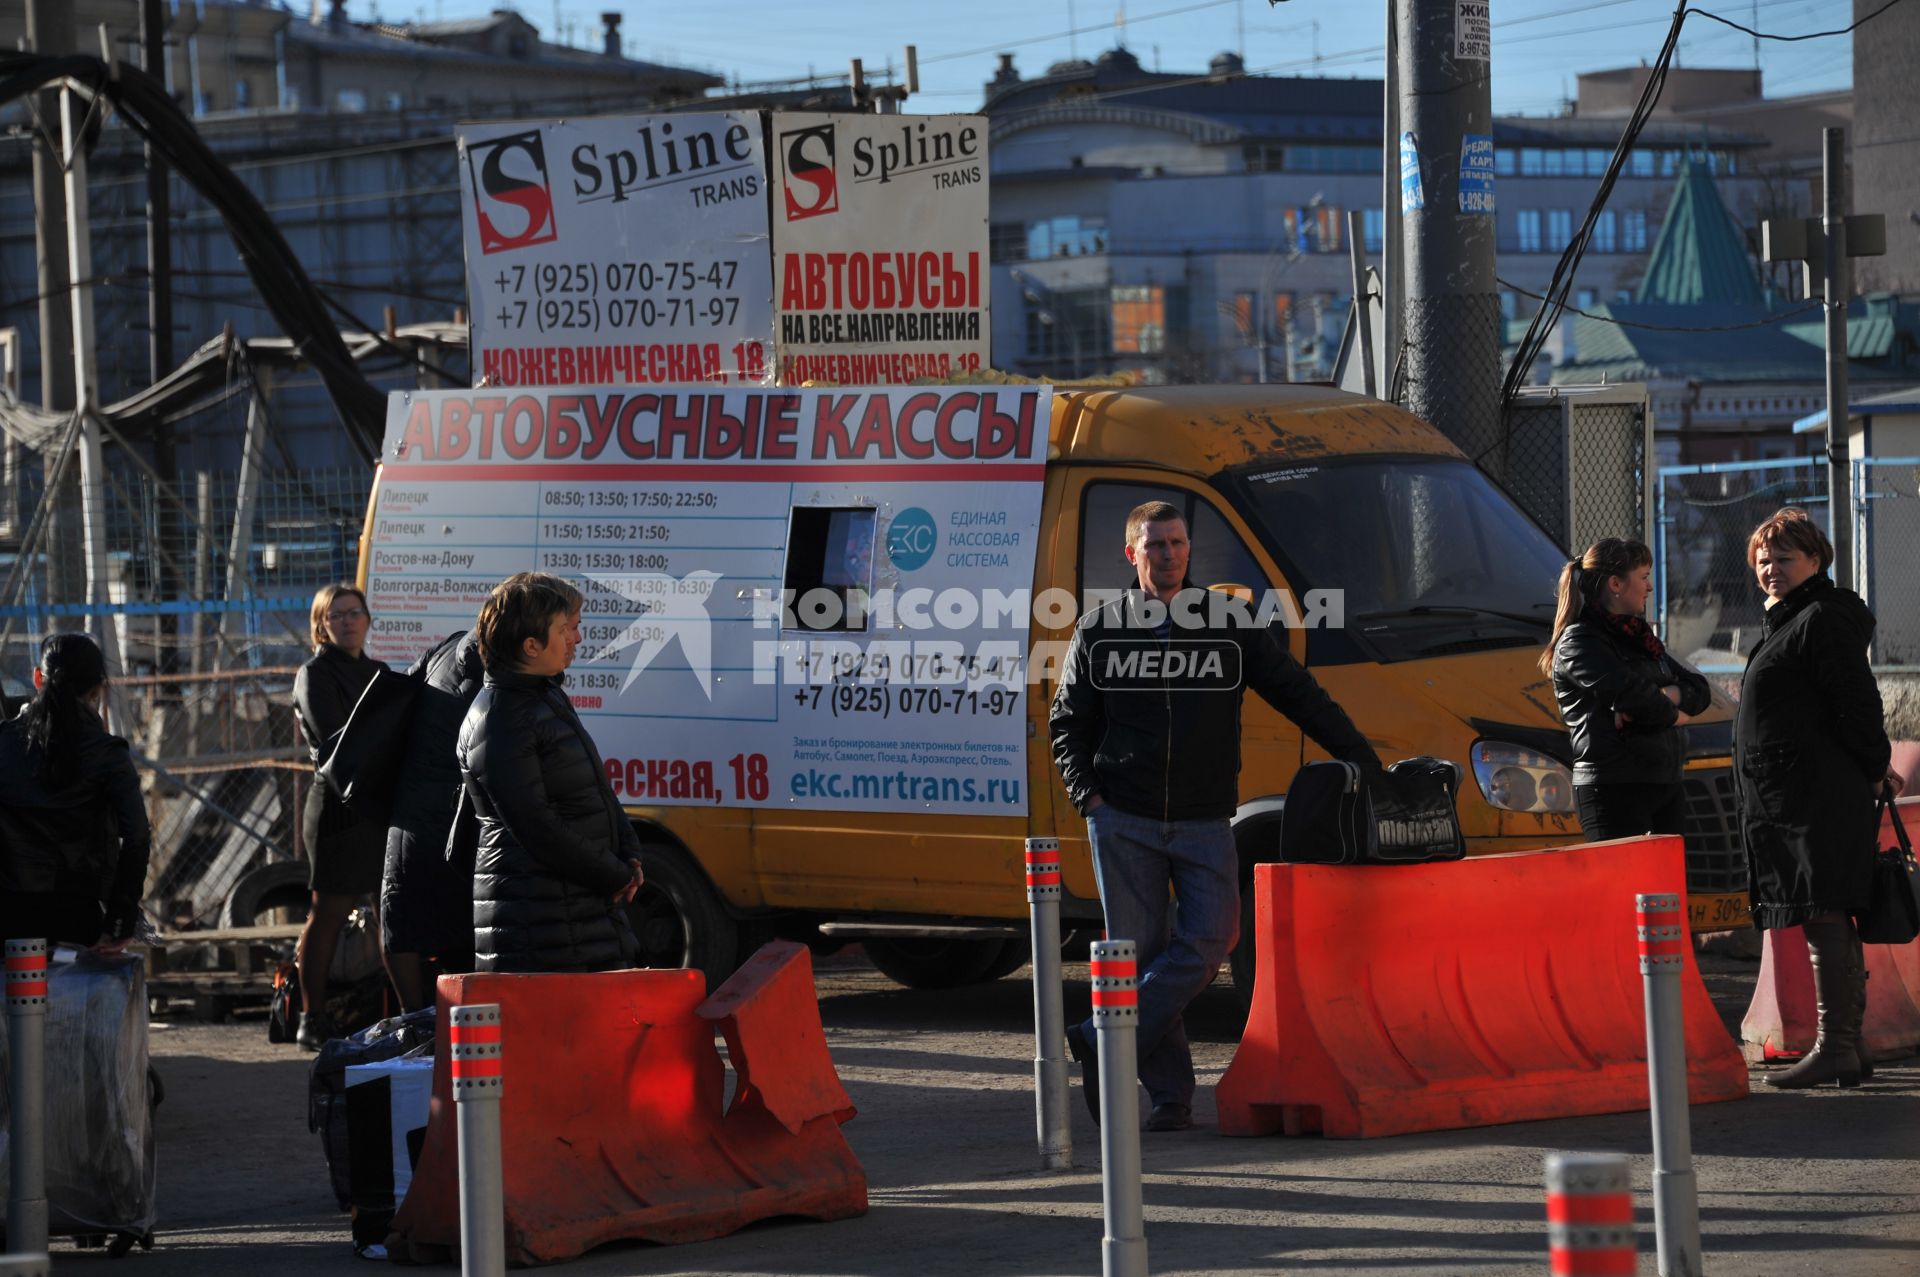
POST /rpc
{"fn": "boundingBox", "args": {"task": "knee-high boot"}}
[1848,929,1874,1082]
[1767,919,1863,1090]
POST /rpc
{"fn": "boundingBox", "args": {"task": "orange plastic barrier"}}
[1217,835,1749,1139]
[388,941,866,1265]
[1740,796,1920,1064]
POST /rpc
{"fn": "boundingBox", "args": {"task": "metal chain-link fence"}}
[2,396,373,929]
[1858,456,1920,668]
[1500,387,1651,553]
[1655,457,1826,671]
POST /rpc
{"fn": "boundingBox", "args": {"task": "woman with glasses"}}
[290,582,388,1049]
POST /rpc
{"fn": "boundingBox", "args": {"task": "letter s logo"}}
[466,129,559,255]
[780,123,839,222]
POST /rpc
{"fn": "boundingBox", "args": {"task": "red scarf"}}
[1588,606,1666,660]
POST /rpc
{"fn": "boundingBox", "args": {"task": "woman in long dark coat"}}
[291,582,388,1049]
[1737,508,1905,1089]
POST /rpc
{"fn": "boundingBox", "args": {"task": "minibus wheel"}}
[627,843,739,990]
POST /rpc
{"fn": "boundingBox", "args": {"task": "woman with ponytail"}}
[1541,538,1712,842]
[0,632,151,952]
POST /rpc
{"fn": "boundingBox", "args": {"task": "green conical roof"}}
[1633,156,1763,307]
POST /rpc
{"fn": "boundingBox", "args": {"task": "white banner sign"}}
[364,384,1049,816]
[769,113,990,385]
[457,113,776,389]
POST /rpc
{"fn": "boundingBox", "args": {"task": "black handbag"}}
[1856,796,1918,946]
[1279,756,1466,865]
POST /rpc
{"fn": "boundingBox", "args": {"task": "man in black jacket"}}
[1050,501,1379,1131]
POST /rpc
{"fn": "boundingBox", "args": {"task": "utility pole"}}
[1761,126,1885,593]
[62,86,130,697]
[1380,4,1400,399]
[25,0,84,605]
[1396,0,1501,472]
[145,0,181,676]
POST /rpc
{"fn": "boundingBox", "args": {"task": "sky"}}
[381,0,1857,117]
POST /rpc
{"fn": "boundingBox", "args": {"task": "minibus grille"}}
[1680,768,1746,895]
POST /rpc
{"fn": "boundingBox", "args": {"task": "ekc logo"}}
[779,122,839,221]
[466,130,559,255]
[885,508,937,571]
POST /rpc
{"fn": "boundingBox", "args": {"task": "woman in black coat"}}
[1543,537,1712,839]
[458,572,645,973]
[380,629,485,1010]
[291,583,389,1049]
[1737,508,1904,1089]
[0,633,151,952]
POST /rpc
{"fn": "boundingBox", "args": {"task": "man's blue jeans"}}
[1074,802,1239,1110]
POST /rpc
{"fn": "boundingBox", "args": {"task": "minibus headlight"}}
[1470,740,1576,814]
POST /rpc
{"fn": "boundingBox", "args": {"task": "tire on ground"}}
[864,936,1010,989]
[626,841,740,991]
[221,859,312,929]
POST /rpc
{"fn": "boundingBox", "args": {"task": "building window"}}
[234,78,251,108]
[1659,150,1679,177]
[1547,209,1573,250]
[1575,288,1596,309]
[1624,209,1648,252]
[1520,148,1545,176]
[1516,209,1542,253]
[1284,145,1380,174]
[1495,149,1516,176]
[1584,148,1609,177]
[1315,205,1344,252]
[1616,288,1633,303]
[1230,291,1257,343]
[1499,291,1517,321]
[990,222,1026,264]
[1630,150,1654,178]
[1112,286,1167,355]
[1026,216,1106,260]
[1593,209,1617,253]
[1244,143,1284,173]
[1543,149,1566,177]
[1362,207,1384,253]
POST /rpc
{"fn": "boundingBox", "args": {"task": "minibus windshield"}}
[1230,456,1564,633]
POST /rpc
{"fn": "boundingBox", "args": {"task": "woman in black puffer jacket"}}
[458,572,644,973]
[1542,537,1712,841]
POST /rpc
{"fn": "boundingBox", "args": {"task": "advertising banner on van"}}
[364,384,1049,816]
[769,113,989,386]
[456,113,776,390]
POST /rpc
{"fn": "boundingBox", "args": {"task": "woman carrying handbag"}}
[1736,509,1905,1089]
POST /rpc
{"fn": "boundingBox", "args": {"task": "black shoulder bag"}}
[1856,796,1919,946]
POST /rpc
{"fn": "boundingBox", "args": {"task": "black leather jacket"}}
[1551,615,1712,786]
[457,668,641,973]
[1050,586,1379,822]
[0,708,152,940]
[292,644,385,767]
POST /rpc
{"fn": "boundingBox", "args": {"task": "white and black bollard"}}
[1025,836,1072,1171]
[0,1254,50,1276]
[1637,892,1703,1276]
[1091,939,1146,1277]
[450,1002,506,1277]
[1545,1151,1636,1277]
[4,939,49,1259]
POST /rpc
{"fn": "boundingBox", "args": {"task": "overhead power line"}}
[1689,0,1908,42]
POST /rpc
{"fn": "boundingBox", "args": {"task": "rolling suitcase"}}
[0,947,157,1255]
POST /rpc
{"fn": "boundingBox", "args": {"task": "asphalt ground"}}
[26,949,1920,1277]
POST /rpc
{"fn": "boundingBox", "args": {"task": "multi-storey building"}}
[981,48,1781,384]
